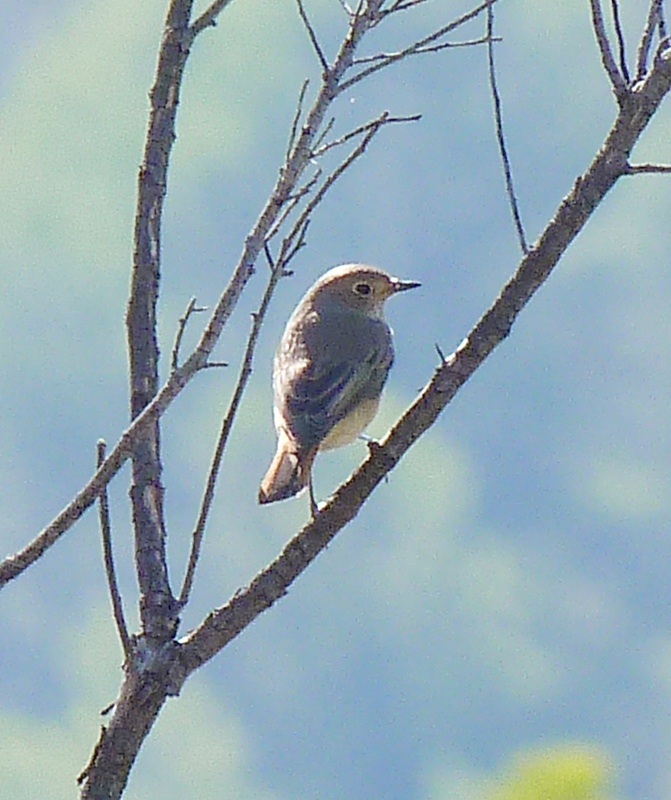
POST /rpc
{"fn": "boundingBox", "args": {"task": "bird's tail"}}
[258,432,316,505]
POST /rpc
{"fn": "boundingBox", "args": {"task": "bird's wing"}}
[283,341,392,448]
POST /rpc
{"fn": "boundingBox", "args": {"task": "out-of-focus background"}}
[1,1,671,798]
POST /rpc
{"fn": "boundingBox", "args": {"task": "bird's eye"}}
[353,282,372,296]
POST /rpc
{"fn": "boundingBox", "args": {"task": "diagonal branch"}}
[610,0,630,82]
[177,252,287,609]
[188,0,237,40]
[296,0,329,72]
[486,3,527,254]
[589,0,629,99]
[339,0,497,94]
[177,45,671,677]
[636,0,665,79]
[624,161,671,173]
[97,441,132,662]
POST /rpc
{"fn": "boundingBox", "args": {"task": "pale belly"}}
[318,397,381,451]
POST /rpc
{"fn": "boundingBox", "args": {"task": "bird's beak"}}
[392,278,421,293]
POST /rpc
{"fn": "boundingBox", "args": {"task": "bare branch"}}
[97,441,132,662]
[486,4,527,254]
[624,162,671,173]
[311,115,336,153]
[188,0,237,40]
[286,79,310,162]
[589,0,629,99]
[171,297,207,371]
[266,167,323,243]
[637,0,665,79]
[178,251,287,609]
[285,112,419,258]
[610,0,630,82]
[339,0,497,94]
[660,8,669,42]
[296,0,329,72]
[385,0,436,14]
[311,112,420,158]
[128,0,197,640]
[353,35,496,66]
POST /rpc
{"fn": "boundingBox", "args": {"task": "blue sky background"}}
[1,1,671,798]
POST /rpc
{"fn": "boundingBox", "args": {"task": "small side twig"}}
[589,0,629,99]
[311,112,421,158]
[659,8,669,42]
[338,0,498,94]
[486,4,527,254]
[610,0,630,82]
[266,167,323,243]
[352,35,497,66]
[624,162,671,174]
[188,0,237,40]
[171,297,207,371]
[286,79,310,162]
[296,0,329,72]
[385,0,435,14]
[96,441,132,662]
[178,246,289,608]
[636,0,665,79]
[282,112,418,259]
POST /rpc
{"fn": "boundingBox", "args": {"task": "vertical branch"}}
[126,0,196,640]
[610,0,630,82]
[636,0,664,79]
[97,441,132,661]
[178,253,287,608]
[589,0,629,99]
[486,4,527,254]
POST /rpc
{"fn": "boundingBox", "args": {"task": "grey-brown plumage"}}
[259,264,419,513]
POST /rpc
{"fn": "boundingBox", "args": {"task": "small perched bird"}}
[258,263,420,514]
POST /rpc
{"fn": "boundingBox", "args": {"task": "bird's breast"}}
[318,396,381,451]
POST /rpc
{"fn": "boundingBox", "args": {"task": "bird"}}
[258,263,420,515]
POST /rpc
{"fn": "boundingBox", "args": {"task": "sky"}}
[1,1,671,799]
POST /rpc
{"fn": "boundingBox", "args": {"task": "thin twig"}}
[353,35,496,66]
[286,79,310,162]
[188,0,237,40]
[312,112,421,158]
[266,167,323,243]
[178,249,288,608]
[171,297,207,371]
[637,0,665,80]
[311,116,336,153]
[283,112,418,257]
[96,441,132,661]
[610,0,630,82]
[589,0,628,99]
[487,4,527,254]
[385,0,435,15]
[296,0,329,72]
[659,7,668,41]
[339,0,498,94]
[624,162,671,173]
